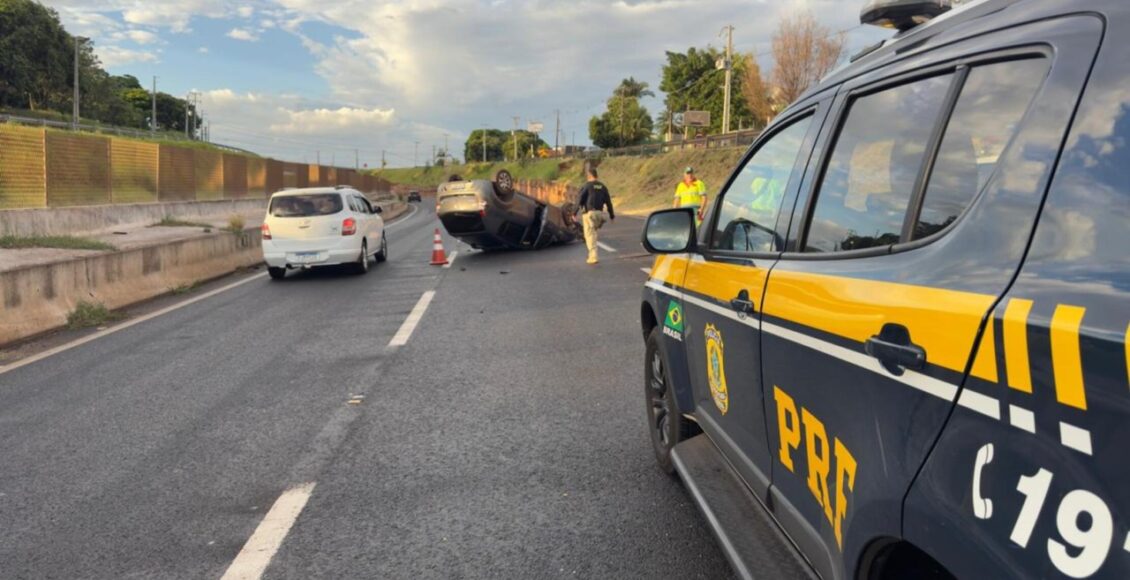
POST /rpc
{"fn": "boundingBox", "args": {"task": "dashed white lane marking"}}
[0,273,267,377]
[597,241,618,253]
[388,290,435,347]
[443,251,458,269]
[1009,405,1036,433]
[220,482,316,580]
[1059,422,1093,455]
[640,268,651,274]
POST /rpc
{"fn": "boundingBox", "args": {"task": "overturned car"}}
[436,170,582,250]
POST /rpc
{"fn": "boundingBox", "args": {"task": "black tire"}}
[354,241,370,275]
[645,327,696,475]
[268,266,286,280]
[375,232,388,263]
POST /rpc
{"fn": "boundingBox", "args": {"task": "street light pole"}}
[720,25,734,134]
[482,124,487,163]
[72,37,83,130]
[151,76,158,134]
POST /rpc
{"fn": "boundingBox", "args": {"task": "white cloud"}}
[198,46,210,53]
[95,46,159,67]
[238,6,255,18]
[270,107,396,134]
[124,30,159,45]
[227,28,260,42]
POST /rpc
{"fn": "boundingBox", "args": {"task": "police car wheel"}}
[645,327,694,475]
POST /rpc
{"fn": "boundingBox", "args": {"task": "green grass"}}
[372,147,747,213]
[0,235,117,251]
[66,301,124,329]
[152,216,213,228]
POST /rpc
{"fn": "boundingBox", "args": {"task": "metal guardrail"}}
[582,129,761,159]
[0,114,256,156]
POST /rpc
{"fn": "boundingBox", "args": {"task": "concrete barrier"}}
[0,199,409,346]
[0,199,268,237]
[0,230,263,345]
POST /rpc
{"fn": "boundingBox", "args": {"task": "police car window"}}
[913,59,1049,240]
[710,116,812,253]
[805,74,953,253]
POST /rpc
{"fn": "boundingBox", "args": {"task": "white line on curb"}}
[388,290,435,347]
[640,268,650,274]
[443,251,458,269]
[597,242,618,253]
[0,273,266,377]
[220,482,316,580]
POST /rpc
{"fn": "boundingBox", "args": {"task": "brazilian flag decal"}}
[664,301,684,333]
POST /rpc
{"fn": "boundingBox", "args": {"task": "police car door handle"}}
[865,323,926,375]
[729,290,756,315]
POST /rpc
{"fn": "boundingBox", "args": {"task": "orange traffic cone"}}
[430,228,449,265]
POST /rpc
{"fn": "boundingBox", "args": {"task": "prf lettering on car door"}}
[773,385,858,550]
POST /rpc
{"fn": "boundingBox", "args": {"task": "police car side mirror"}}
[642,208,697,254]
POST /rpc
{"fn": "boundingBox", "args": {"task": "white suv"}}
[261,187,387,280]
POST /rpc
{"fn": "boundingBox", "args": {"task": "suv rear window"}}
[269,194,343,217]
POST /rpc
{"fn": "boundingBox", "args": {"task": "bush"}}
[227,215,245,232]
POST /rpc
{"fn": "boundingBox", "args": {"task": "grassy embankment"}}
[373,147,746,214]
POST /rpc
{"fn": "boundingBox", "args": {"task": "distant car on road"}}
[261,186,386,280]
[407,190,422,202]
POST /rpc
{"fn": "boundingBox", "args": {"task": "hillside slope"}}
[373,147,746,213]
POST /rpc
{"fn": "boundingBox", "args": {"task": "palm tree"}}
[614,77,655,146]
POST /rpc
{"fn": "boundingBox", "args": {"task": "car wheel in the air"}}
[645,326,695,475]
[375,232,387,263]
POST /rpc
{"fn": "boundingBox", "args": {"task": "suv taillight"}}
[342,217,357,236]
[261,223,272,240]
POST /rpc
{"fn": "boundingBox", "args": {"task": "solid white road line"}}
[220,482,317,580]
[443,251,458,269]
[388,290,435,347]
[0,273,267,377]
[384,203,420,230]
[640,268,651,274]
[597,241,618,253]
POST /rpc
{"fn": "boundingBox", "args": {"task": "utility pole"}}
[381,150,386,169]
[511,116,521,161]
[184,92,191,138]
[151,76,158,134]
[554,109,560,153]
[720,25,734,134]
[72,37,83,129]
[481,125,487,163]
[354,149,359,171]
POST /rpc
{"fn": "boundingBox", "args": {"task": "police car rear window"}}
[805,74,954,253]
[914,59,1049,240]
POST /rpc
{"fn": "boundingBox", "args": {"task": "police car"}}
[639,0,1128,578]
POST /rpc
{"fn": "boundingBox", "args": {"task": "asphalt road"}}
[0,202,733,579]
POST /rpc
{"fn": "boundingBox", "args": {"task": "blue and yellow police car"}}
[639,0,1129,578]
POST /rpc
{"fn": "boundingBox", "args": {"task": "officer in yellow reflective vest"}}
[673,167,707,224]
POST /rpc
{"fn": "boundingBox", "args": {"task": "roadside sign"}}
[683,111,710,127]
[527,122,544,133]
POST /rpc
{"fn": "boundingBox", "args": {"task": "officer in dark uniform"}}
[576,166,615,264]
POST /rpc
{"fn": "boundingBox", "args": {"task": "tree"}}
[771,11,844,104]
[500,130,547,160]
[0,0,72,110]
[739,57,776,129]
[464,129,507,162]
[588,77,654,149]
[659,47,751,136]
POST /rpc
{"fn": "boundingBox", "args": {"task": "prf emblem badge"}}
[704,324,729,414]
[663,301,684,341]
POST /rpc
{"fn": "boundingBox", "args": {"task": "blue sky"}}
[46,1,891,168]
